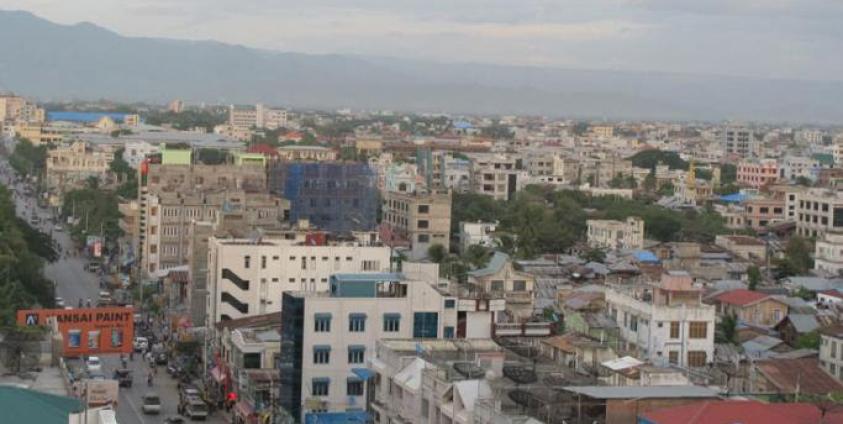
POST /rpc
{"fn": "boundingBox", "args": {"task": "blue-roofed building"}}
[719,193,749,203]
[279,267,498,421]
[633,250,660,263]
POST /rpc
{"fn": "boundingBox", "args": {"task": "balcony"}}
[222,268,250,291]
[221,292,249,314]
[493,322,552,337]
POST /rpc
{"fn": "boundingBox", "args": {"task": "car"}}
[164,416,185,424]
[87,370,106,380]
[179,398,208,420]
[133,337,149,352]
[113,369,132,388]
[53,224,63,232]
[155,351,168,365]
[54,297,65,308]
[142,393,162,414]
[86,356,102,373]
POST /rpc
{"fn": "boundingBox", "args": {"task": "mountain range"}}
[1,10,841,123]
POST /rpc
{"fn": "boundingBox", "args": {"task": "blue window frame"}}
[383,313,401,332]
[348,345,365,364]
[313,345,331,364]
[314,313,332,332]
[444,326,455,339]
[349,313,366,332]
[312,378,330,396]
[444,299,456,309]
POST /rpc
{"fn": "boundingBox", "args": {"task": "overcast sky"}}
[5,0,843,81]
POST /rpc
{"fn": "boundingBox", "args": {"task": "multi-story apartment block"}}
[590,125,614,138]
[586,217,645,251]
[381,190,451,260]
[604,272,716,368]
[229,104,287,130]
[469,153,527,201]
[742,197,785,229]
[780,156,820,182]
[722,127,757,157]
[279,270,478,421]
[794,188,843,238]
[737,158,779,188]
[0,94,44,123]
[819,325,843,380]
[595,156,634,187]
[121,141,160,168]
[815,231,843,276]
[45,141,114,194]
[14,123,64,145]
[207,236,392,323]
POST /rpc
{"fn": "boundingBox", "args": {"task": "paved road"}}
[0,155,226,424]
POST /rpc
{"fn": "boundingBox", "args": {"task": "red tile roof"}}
[820,289,843,300]
[756,357,843,395]
[713,289,770,306]
[640,400,823,424]
[246,143,279,157]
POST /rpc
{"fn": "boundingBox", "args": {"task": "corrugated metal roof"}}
[563,385,719,399]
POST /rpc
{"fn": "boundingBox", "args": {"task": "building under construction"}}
[268,162,378,233]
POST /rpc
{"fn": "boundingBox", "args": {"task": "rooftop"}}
[713,289,772,306]
[639,400,829,424]
[562,385,719,400]
[756,357,843,395]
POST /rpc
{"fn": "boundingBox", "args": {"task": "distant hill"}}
[1,10,842,122]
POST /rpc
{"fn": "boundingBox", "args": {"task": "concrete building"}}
[279,270,481,421]
[459,221,498,253]
[45,141,114,194]
[737,159,779,189]
[586,217,645,251]
[0,94,44,123]
[604,272,716,368]
[722,127,757,157]
[381,190,451,260]
[466,252,535,321]
[794,188,843,238]
[819,325,843,380]
[121,141,160,168]
[469,153,527,201]
[229,104,287,130]
[815,230,843,276]
[590,125,614,138]
[206,236,392,323]
[780,156,820,182]
[14,123,64,145]
[276,145,337,162]
[168,99,184,113]
[714,235,766,261]
[742,197,785,229]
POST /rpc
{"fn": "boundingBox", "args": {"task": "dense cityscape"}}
[2,4,843,424]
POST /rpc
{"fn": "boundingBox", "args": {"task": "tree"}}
[643,173,657,192]
[797,331,820,349]
[582,247,607,263]
[777,236,813,276]
[717,314,738,344]
[196,148,229,165]
[463,245,492,269]
[427,244,447,263]
[657,182,675,196]
[794,176,813,187]
[747,265,761,291]
[8,139,48,177]
[628,150,687,171]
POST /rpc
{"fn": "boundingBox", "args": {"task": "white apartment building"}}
[459,221,498,253]
[604,272,716,368]
[586,217,645,251]
[207,237,392,323]
[780,156,820,182]
[815,231,843,276]
[819,326,843,381]
[469,153,528,201]
[279,270,493,421]
[794,188,843,238]
[229,104,287,130]
[121,141,160,168]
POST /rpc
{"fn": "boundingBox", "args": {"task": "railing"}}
[221,292,249,314]
[222,268,250,291]
[493,322,552,337]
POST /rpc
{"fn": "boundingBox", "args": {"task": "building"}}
[0,94,44,123]
[206,236,392,323]
[45,141,114,194]
[268,162,378,233]
[459,221,498,253]
[741,197,785,229]
[794,188,843,238]
[780,155,820,182]
[168,99,184,113]
[121,141,160,168]
[820,325,843,380]
[709,290,788,327]
[381,190,451,260]
[279,271,472,421]
[586,217,645,251]
[276,145,337,162]
[590,125,614,138]
[14,123,64,145]
[469,153,527,201]
[229,104,287,130]
[722,127,757,157]
[466,252,535,321]
[604,272,716,368]
[639,400,832,424]
[815,230,843,276]
[563,385,719,424]
[713,235,766,261]
[737,159,779,188]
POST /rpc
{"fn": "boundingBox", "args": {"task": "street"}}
[0,153,227,424]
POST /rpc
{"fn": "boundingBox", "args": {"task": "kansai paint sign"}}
[17,307,134,356]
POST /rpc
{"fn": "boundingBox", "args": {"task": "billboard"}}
[17,307,134,356]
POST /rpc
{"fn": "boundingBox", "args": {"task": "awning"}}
[352,368,375,380]
[369,357,388,373]
[211,366,227,383]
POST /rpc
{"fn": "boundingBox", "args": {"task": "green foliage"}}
[63,189,124,245]
[776,236,814,276]
[9,139,48,177]
[427,244,447,263]
[796,331,820,349]
[628,149,688,171]
[794,176,813,187]
[572,122,590,136]
[609,174,637,189]
[143,108,227,132]
[720,164,737,184]
[582,247,607,263]
[717,314,738,344]
[747,265,761,291]
[110,148,138,199]
[195,148,229,165]
[480,124,514,139]
[657,182,675,196]
[795,287,815,301]
[463,245,492,269]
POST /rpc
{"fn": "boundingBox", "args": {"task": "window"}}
[417,234,430,243]
[244,256,251,269]
[689,322,707,339]
[630,315,638,332]
[688,351,707,367]
[668,351,679,365]
[87,331,100,349]
[302,257,307,270]
[348,346,365,364]
[349,313,366,332]
[444,326,455,339]
[383,313,401,332]
[362,260,380,271]
[68,330,81,348]
[418,205,430,213]
[832,341,838,359]
[670,321,680,339]
[261,256,267,269]
[111,329,123,347]
[513,280,527,292]
[491,280,504,292]
[244,353,261,369]
[314,313,332,332]
[312,379,329,396]
[417,220,429,229]
[444,299,456,309]
[347,378,364,396]
[313,346,331,364]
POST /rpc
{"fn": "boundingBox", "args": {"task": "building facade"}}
[381,190,451,260]
[737,159,779,189]
[815,231,843,276]
[586,217,645,251]
[45,141,113,194]
[794,189,843,238]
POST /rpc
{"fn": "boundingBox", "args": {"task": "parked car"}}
[86,356,102,373]
[142,393,162,414]
[53,224,63,232]
[179,397,208,421]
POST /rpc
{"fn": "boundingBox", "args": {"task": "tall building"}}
[206,235,392,322]
[268,162,378,233]
[586,217,645,251]
[737,158,779,188]
[45,141,114,196]
[469,153,527,201]
[381,189,451,260]
[722,127,757,157]
[815,230,843,276]
[604,272,716,368]
[794,188,843,238]
[229,104,287,130]
[0,94,43,123]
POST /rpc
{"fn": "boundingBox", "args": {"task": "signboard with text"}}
[17,307,134,356]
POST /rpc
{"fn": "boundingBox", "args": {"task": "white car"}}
[86,356,102,373]
[54,297,65,308]
[142,393,162,414]
[53,224,63,232]
[133,337,149,352]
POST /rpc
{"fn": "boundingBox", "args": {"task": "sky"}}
[4,0,843,81]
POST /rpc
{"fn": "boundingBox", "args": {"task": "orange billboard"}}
[17,307,134,356]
